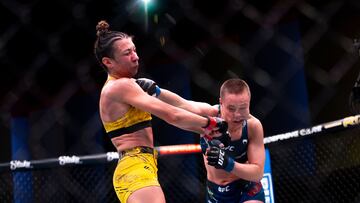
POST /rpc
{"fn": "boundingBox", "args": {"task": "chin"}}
[133,67,139,75]
[130,69,138,77]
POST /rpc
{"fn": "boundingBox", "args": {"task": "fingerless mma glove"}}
[206,145,235,172]
[203,116,228,132]
[203,117,230,147]
[212,132,231,147]
[136,78,161,97]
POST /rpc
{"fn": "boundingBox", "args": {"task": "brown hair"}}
[94,20,132,71]
[220,78,251,99]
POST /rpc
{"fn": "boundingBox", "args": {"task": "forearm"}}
[231,163,264,182]
[207,145,264,181]
[123,81,220,135]
[158,89,213,115]
[157,89,183,106]
[164,108,208,134]
[165,108,225,135]
[136,79,214,115]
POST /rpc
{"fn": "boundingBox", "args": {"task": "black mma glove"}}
[136,78,161,97]
[206,145,235,172]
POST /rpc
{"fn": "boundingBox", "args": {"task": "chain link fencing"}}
[1,0,360,202]
[1,116,359,202]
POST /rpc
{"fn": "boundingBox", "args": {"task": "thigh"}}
[127,185,166,203]
[113,153,160,203]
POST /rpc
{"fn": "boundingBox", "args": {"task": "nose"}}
[234,111,248,120]
[234,111,242,117]
[132,51,139,61]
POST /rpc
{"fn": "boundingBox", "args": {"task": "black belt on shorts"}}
[120,146,154,158]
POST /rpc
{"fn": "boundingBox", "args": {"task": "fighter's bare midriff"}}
[111,127,154,152]
[204,156,241,185]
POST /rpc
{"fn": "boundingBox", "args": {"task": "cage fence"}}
[1,0,360,202]
[1,115,359,203]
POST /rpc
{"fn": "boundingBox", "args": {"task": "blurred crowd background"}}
[1,0,360,162]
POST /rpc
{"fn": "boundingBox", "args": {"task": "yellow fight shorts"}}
[113,146,160,203]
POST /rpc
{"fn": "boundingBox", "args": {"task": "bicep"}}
[247,121,265,167]
[121,85,177,119]
[107,80,208,134]
[123,86,207,134]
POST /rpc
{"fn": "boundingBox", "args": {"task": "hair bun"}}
[96,20,110,36]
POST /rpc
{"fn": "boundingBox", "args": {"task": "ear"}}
[219,97,222,105]
[102,57,113,69]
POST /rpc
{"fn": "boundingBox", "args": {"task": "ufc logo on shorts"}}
[218,186,230,192]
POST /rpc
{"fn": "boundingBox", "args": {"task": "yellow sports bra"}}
[102,75,152,138]
[103,106,152,138]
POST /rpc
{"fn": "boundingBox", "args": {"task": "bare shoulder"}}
[102,78,136,98]
[247,115,262,127]
[247,115,264,138]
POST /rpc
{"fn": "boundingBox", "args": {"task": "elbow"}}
[248,173,263,182]
[165,111,183,125]
[245,164,264,182]
[254,166,264,181]
[255,171,264,182]
[161,109,202,134]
